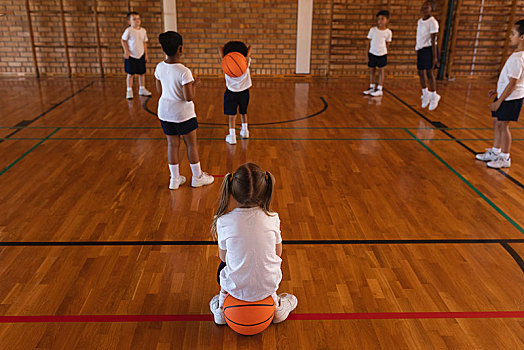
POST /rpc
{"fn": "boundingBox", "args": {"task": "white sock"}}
[139,86,145,89]
[370,84,375,89]
[377,85,383,90]
[492,147,501,154]
[190,162,202,178]
[500,152,510,159]
[241,123,248,131]
[429,91,436,98]
[168,164,179,178]
[229,128,236,137]
[127,87,132,91]
[422,88,428,96]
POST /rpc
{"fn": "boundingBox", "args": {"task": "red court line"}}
[1,311,522,323]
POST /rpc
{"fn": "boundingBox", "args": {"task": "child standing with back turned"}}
[209,163,298,325]
[363,10,392,97]
[476,20,524,169]
[154,31,215,189]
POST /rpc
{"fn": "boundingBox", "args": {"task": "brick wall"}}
[0,0,520,77]
[176,0,298,76]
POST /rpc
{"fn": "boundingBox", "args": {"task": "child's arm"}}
[246,45,252,58]
[219,248,227,262]
[155,79,162,95]
[431,33,438,68]
[490,78,517,111]
[121,39,130,59]
[144,42,148,62]
[182,79,201,102]
[276,243,282,257]
[365,40,370,58]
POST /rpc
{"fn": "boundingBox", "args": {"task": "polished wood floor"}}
[0,76,523,349]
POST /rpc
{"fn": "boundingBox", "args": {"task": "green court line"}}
[0,128,61,177]
[2,137,524,142]
[404,128,524,235]
[2,126,524,130]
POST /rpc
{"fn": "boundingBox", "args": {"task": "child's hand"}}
[488,90,497,99]
[433,58,439,69]
[145,55,148,62]
[123,52,130,59]
[489,100,501,112]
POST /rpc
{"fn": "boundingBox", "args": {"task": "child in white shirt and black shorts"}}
[476,19,524,169]
[154,31,214,189]
[363,10,392,97]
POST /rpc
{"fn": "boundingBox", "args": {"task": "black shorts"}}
[368,53,387,68]
[224,89,249,115]
[124,55,146,75]
[160,117,198,136]
[491,98,523,121]
[417,46,438,70]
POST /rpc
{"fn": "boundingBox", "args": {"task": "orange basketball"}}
[223,294,275,335]
[222,52,248,78]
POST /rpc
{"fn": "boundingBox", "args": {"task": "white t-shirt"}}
[121,27,148,59]
[367,27,392,56]
[497,51,524,100]
[154,61,197,123]
[416,17,439,51]
[217,207,283,302]
[225,58,252,92]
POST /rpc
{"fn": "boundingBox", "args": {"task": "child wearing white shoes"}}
[219,41,252,145]
[416,1,440,111]
[209,163,298,325]
[154,31,214,189]
[476,20,524,169]
[363,10,392,97]
[121,12,152,99]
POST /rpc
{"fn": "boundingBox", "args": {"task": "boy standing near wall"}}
[121,12,152,99]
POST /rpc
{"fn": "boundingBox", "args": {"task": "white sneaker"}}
[428,94,441,111]
[273,293,298,323]
[475,148,499,162]
[239,129,249,139]
[370,89,383,97]
[487,156,511,168]
[363,88,375,95]
[126,89,133,100]
[169,175,186,190]
[225,134,237,144]
[191,172,214,188]
[209,295,226,325]
[421,94,430,108]
[138,87,152,96]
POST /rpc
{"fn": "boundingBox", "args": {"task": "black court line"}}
[0,81,95,144]
[384,88,524,190]
[142,96,328,126]
[500,242,524,273]
[1,238,523,247]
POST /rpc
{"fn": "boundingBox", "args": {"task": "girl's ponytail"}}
[210,173,233,239]
[261,171,274,213]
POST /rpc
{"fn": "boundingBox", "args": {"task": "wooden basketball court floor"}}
[0,76,523,349]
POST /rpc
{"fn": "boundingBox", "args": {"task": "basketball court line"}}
[386,88,524,190]
[142,96,328,126]
[0,81,95,144]
[1,126,524,130]
[1,311,522,324]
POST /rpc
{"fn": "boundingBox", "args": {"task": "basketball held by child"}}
[222,52,248,78]
[223,294,275,335]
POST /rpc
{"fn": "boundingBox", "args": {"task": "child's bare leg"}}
[127,74,133,90]
[240,114,248,125]
[492,118,501,149]
[166,135,180,164]
[182,130,200,164]
[226,114,237,143]
[138,74,146,89]
[228,114,237,131]
[369,67,376,86]
[499,121,512,153]
[427,69,437,92]
[418,69,427,89]
[377,67,384,87]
